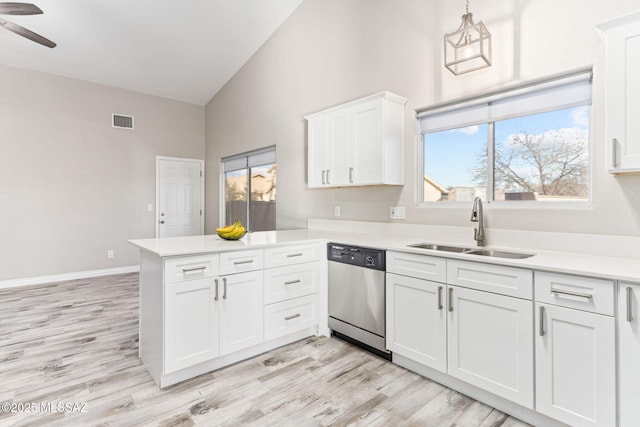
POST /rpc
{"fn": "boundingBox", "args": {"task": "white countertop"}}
[129,229,640,283]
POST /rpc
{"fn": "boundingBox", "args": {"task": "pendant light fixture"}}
[444,0,492,75]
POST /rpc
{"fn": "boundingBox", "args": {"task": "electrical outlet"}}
[390,206,406,219]
[107,250,114,259]
[334,206,341,217]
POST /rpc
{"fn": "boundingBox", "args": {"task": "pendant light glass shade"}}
[444,2,492,75]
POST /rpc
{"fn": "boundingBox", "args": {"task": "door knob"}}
[159,220,165,224]
[160,212,165,217]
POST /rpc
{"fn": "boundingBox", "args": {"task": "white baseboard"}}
[0,265,140,290]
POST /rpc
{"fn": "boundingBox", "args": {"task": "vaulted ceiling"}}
[0,0,304,104]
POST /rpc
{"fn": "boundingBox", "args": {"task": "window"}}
[419,69,592,203]
[221,146,276,231]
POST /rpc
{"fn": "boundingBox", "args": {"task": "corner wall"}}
[0,64,205,280]
[204,0,640,238]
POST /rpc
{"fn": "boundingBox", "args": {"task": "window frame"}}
[416,68,593,208]
[220,145,276,230]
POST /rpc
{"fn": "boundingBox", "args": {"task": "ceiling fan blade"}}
[0,19,55,47]
[0,2,43,15]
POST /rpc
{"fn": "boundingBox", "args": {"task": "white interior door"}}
[157,157,204,238]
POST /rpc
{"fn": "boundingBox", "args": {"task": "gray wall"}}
[0,64,205,280]
[204,0,640,237]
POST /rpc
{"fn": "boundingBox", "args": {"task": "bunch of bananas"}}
[216,220,246,240]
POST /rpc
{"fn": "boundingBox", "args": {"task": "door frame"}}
[155,156,205,238]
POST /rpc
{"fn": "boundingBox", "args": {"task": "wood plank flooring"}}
[0,273,531,426]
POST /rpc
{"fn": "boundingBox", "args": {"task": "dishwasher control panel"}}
[327,243,385,271]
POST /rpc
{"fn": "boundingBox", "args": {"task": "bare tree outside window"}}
[470,107,589,201]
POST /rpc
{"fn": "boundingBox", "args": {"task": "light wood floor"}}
[0,273,531,426]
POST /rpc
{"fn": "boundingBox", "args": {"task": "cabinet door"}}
[618,282,640,427]
[448,286,533,408]
[386,273,446,372]
[307,116,329,187]
[326,109,349,185]
[165,278,219,373]
[604,15,640,173]
[350,99,383,185]
[219,271,264,355]
[535,303,615,427]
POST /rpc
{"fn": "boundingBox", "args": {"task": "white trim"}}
[0,265,140,290]
[155,156,205,238]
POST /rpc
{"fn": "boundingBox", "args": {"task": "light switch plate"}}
[334,206,341,217]
[390,206,406,219]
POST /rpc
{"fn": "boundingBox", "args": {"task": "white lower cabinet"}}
[618,282,640,427]
[219,271,264,355]
[535,272,616,427]
[164,271,263,374]
[165,277,219,374]
[448,285,534,408]
[386,272,447,372]
[386,253,534,408]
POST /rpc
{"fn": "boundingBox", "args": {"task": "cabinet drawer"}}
[535,271,614,316]
[264,244,321,268]
[165,254,219,284]
[264,294,319,341]
[219,250,263,275]
[387,251,447,282]
[447,260,532,299]
[264,262,321,304]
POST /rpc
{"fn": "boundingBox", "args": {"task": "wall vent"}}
[112,114,134,130]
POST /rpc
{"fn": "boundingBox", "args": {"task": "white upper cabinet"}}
[305,91,407,187]
[599,12,640,173]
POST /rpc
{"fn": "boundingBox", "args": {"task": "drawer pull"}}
[627,287,634,323]
[214,279,219,301]
[284,313,301,321]
[284,279,301,285]
[223,277,227,299]
[286,253,304,258]
[550,288,593,300]
[539,305,545,336]
[437,286,443,310]
[448,288,453,312]
[234,259,254,265]
[182,265,207,273]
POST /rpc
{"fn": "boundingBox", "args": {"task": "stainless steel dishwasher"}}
[327,242,390,359]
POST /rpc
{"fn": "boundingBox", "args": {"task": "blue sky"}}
[424,106,589,188]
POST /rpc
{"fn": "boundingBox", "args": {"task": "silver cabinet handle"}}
[284,313,301,321]
[284,279,301,285]
[627,287,634,323]
[326,169,331,184]
[234,259,254,265]
[448,287,453,312]
[539,305,545,336]
[223,277,227,300]
[612,138,618,169]
[349,167,354,183]
[322,170,326,185]
[438,286,443,310]
[286,253,303,258]
[214,279,219,301]
[550,288,593,300]
[182,265,206,273]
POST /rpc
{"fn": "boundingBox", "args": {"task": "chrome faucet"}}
[470,196,486,246]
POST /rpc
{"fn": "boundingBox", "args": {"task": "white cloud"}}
[451,125,480,135]
[571,106,589,128]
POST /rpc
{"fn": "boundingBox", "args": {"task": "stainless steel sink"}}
[463,248,535,259]
[407,243,467,253]
[408,243,535,259]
